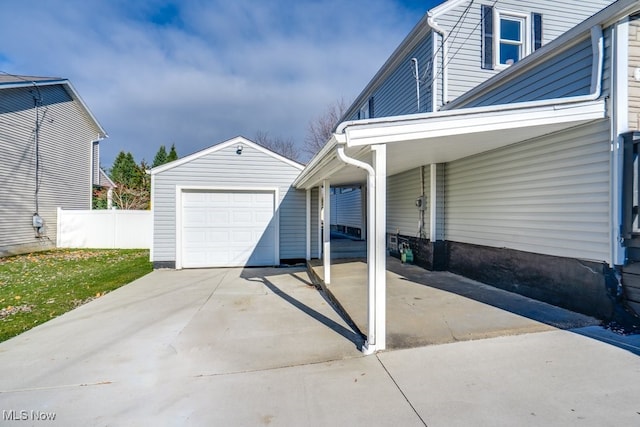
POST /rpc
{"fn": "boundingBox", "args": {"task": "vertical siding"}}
[387,167,430,238]
[0,85,99,255]
[445,120,611,262]
[630,16,640,130]
[440,0,614,104]
[152,143,305,262]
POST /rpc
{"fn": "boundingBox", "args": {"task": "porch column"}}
[429,163,447,270]
[323,180,331,284]
[306,189,311,260]
[364,144,387,353]
[430,163,438,239]
[373,144,387,351]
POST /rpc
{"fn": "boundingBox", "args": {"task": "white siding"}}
[332,188,363,230]
[441,0,614,104]
[152,142,305,263]
[630,17,640,130]
[387,167,430,238]
[0,84,100,256]
[445,120,611,262]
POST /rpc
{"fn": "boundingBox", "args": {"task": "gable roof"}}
[0,73,108,139]
[149,136,305,175]
[98,168,117,188]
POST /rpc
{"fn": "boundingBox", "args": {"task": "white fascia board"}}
[63,80,108,139]
[293,136,339,188]
[343,100,605,147]
[150,136,304,175]
[429,0,468,17]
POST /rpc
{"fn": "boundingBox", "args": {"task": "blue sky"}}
[0,0,443,166]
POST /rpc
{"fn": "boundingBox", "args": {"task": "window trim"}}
[493,9,531,70]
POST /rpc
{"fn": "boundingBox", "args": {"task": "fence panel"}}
[57,208,152,249]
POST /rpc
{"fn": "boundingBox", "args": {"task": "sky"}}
[0,0,443,166]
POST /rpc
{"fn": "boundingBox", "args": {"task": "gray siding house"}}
[330,0,614,242]
[342,0,614,120]
[149,136,306,269]
[295,0,640,352]
[0,75,107,256]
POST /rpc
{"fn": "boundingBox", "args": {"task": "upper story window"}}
[357,96,375,120]
[498,14,525,65]
[482,5,542,70]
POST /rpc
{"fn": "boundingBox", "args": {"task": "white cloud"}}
[0,0,440,165]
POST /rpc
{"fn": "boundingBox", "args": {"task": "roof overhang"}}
[294,99,606,189]
[0,77,108,139]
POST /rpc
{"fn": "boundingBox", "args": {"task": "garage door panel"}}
[181,190,276,268]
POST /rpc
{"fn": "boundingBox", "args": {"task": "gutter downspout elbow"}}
[427,12,448,110]
[336,143,379,353]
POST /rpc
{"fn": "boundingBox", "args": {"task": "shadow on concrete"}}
[244,269,364,350]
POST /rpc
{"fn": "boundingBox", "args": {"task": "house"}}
[330,0,615,240]
[149,136,306,269]
[294,0,640,353]
[0,75,107,257]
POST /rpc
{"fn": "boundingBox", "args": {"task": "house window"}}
[482,5,542,70]
[498,15,525,65]
[358,96,375,119]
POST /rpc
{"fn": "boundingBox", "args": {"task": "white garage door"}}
[181,190,277,268]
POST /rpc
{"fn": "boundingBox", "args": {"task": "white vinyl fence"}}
[57,208,152,249]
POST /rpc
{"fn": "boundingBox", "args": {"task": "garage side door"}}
[181,190,277,268]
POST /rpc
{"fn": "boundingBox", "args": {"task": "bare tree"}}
[304,98,348,159]
[254,130,302,163]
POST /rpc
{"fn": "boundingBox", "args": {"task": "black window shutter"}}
[368,96,375,118]
[481,5,494,70]
[532,13,542,51]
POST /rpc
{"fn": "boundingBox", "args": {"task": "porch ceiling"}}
[294,99,606,189]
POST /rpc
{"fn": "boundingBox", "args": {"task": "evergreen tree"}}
[167,143,178,163]
[110,151,140,187]
[152,145,168,168]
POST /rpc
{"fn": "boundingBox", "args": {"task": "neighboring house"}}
[0,75,107,257]
[330,0,615,240]
[97,168,117,210]
[149,136,306,269]
[295,0,640,352]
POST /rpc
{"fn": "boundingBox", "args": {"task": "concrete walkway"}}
[309,257,603,349]
[0,266,639,426]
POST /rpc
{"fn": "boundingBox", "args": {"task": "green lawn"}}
[0,249,152,342]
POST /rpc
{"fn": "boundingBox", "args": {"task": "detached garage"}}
[150,136,306,269]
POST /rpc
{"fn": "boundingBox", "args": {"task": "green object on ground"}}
[0,249,151,342]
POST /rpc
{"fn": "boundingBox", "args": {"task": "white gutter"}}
[427,12,447,110]
[335,143,381,354]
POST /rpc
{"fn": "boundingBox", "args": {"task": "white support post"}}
[306,189,311,261]
[323,180,331,284]
[372,144,386,351]
[429,163,437,240]
[317,187,322,259]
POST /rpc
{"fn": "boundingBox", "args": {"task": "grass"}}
[0,249,152,342]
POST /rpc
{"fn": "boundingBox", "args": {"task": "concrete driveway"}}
[1,266,639,426]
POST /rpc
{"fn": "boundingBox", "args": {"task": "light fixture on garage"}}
[236,144,243,155]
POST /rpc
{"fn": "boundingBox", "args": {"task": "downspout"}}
[427,12,448,110]
[335,143,379,353]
